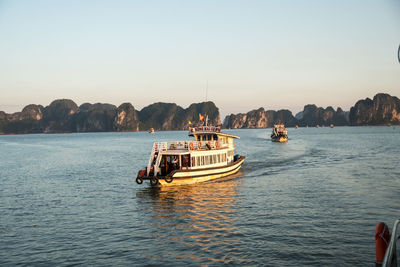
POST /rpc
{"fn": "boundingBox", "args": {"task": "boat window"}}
[213,134,218,140]
[182,155,190,168]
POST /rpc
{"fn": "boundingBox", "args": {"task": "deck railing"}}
[382,219,400,267]
[147,140,230,176]
[189,126,221,134]
[152,140,225,153]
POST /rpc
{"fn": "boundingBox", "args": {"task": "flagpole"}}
[206,80,208,102]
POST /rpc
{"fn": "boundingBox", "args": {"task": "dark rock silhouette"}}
[138,101,220,131]
[42,99,79,133]
[297,105,348,127]
[223,105,346,128]
[350,93,400,125]
[114,103,139,132]
[1,93,399,134]
[223,108,297,129]
[0,99,220,134]
[75,103,117,132]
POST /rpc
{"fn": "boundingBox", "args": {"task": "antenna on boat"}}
[205,80,208,102]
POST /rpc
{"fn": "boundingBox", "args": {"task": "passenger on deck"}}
[172,156,178,170]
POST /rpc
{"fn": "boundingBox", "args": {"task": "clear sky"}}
[1,0,399,118]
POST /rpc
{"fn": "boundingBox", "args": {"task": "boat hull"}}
[156,156,245,186]
[271,136,287,142]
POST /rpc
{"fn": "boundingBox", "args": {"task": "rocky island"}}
[223,93,399,129]
[0,100,220,134]
[0,93,399,134]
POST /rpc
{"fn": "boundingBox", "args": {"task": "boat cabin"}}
[146,126,239,177]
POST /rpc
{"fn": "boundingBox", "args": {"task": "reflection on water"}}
[1,128,399,266]
[136,172,245,264]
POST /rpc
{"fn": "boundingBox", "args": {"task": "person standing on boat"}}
[172,156,179,170]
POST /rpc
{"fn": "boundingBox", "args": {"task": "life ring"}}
[375,222,390,264]
[198,142,202,149]
[189,142,194,150]
[165,176,173,183]
[137,169,146,177]
[150,177,159,186]
[136,177,143,184]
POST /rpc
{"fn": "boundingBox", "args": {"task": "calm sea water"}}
[0,127,399,266]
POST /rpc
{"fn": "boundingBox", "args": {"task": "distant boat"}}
[148,128,155,134]
[316,125,320,128]
[271,124,288,142]
[330,124,334,128]
[295,125,299,129]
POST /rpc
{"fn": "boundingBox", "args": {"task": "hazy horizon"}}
[1,0,399,118]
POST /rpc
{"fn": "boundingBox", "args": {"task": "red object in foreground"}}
[137,169,146,177]
[375,222,391,265]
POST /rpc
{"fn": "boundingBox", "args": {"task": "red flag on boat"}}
[199,113,204,122]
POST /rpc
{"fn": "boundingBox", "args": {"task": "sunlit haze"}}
[1,0,399,118]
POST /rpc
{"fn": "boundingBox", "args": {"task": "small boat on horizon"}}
[136,123,245,186]
[148,128,155,134]
[271,124,288,142]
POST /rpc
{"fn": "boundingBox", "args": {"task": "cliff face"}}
[75,103,117,132]
[224,105,348,128]
[138,101,220,131]
[114,103,139,132]
[298,105,348,127]
[223,108,297,128]
[42,99,79,133]
[1,93,398,134]
[0,100,220,134]
[350,93,400,125]
[139,103,184,131]
[0,104,44,134]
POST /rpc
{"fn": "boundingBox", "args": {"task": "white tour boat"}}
[136,125,245,186]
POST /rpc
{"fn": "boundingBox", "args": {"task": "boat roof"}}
[188,126,240,139]
[159,150,190,155]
